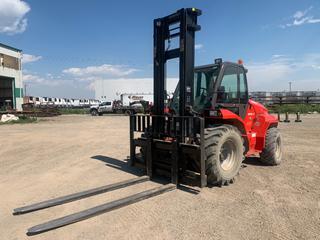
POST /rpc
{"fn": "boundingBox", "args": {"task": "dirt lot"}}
[0,114,319,240]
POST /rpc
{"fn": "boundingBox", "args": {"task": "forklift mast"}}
[153,8,201,117]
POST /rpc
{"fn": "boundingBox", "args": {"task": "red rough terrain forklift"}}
[13,8,282,235]
[130,7,282,188]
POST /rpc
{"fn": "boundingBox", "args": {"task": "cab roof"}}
[195,61,247,72]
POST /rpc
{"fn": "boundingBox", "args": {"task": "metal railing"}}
[250,95,320,105]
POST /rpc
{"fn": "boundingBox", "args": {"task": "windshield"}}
[170,67,219,114]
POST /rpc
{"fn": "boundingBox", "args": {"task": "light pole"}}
[289,82,292,92]
[24,83,27,96]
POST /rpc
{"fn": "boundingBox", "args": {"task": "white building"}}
[0,43,23,110]
[94,78,179,103]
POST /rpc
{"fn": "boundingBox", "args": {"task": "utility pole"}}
[289,82,292,92]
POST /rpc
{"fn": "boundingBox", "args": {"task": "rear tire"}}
[205,125,244,186]
[125,110,133,115]
[259,128,282,165]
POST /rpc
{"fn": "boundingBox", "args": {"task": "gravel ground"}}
[0,114,319,240]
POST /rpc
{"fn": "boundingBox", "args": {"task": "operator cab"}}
[170,59,249,119]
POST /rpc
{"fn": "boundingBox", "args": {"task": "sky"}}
[0,0,320,98]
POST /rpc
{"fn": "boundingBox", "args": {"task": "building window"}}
[2,54,20,70]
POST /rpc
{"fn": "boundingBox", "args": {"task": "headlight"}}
[209,110,218,117]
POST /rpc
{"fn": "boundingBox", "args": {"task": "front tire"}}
[259,128,282,165]
[205,125,244,186]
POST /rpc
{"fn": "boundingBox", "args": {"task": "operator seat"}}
[217,86,227,102]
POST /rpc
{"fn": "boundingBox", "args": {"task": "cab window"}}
[193,67,219,111]
[217,67,238,103]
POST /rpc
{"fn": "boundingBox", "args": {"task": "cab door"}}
[105,102,113,112]
[216,65,249,119]
[99,102,112,113]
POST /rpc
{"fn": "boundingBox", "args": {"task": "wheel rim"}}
[275,136,282,159]
[219,139,237,171]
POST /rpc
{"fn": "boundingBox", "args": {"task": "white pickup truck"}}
[90,101,145,116]
[90,101,113,116]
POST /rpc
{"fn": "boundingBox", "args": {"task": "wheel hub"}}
[275,136,282,159]
[219,140,237,171]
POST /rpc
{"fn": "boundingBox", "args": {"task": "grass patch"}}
[268,104,320,114]
[59,108,89,115]
[0,115,37,125]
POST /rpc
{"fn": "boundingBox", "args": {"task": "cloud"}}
[0,0,30,34]
[23,54,320,98]
[312,65,320,70]
[23,70,101,98]
[246,54,320,91]
[195,44,203,50]
[63,64,138,78]
[247,61,293,91]
[94,78,179,101]
[22,54,42,64]
[272,54,286,59]
[282,6,320,28]
[23,74,41,82]
[23,63,141,97]
[293,6,312,19]
[23,73,65,87]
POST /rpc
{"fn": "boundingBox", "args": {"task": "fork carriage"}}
[130,114,207,188]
